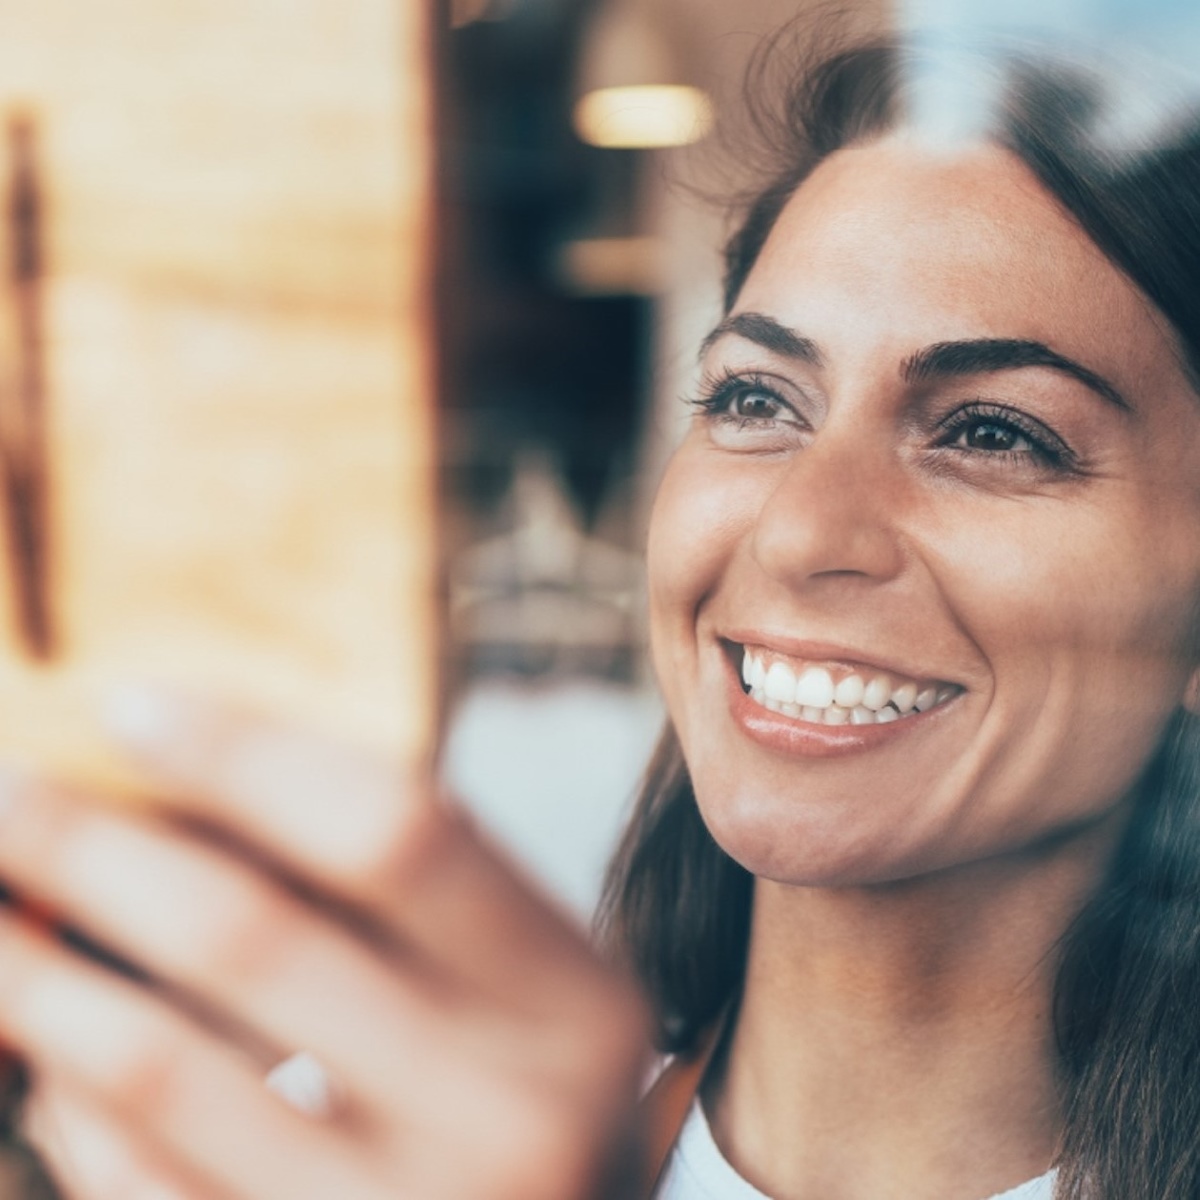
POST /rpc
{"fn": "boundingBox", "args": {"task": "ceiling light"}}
[573,85,713,149]
[572,0,712,149]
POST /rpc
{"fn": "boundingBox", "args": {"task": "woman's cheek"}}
[646,445,754,703]
[649,446,745,607]
[933,496,1196,789]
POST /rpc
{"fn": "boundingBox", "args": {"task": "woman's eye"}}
[688,371,801,433]
[955,419,1031,454]
[728,389,784,420]
[688,373,806,451]
[935,404,1075,471]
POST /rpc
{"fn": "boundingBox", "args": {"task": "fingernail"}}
[102,683,179,747]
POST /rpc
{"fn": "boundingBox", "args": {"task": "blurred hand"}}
[0,689,650,1200]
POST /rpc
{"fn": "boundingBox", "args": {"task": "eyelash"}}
[688,370,1078,470]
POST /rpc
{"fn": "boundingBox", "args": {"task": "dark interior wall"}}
[436,0,652,542]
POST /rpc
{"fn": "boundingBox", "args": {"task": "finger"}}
[2,914,635,1200]
[102,686,616,1015]
[24,1077,219,1200]
[0,913,395,1200]
[0,775,530,1113]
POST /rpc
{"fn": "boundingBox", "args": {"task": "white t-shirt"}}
[655,1099,1057,1200]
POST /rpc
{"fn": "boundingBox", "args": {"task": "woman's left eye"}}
[956,420,1032,454]
[936,404,1074,469]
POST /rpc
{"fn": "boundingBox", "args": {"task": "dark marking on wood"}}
[4,114,54,659]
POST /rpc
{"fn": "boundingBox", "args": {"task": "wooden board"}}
[0,0,436,793]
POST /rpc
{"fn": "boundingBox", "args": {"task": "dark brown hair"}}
[599,33,1200,1200]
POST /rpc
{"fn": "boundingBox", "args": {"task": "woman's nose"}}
[750,421,906,591]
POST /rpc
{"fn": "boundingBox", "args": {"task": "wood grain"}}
[0,0,437,793]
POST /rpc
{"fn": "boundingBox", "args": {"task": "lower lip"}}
[725,663,954,759]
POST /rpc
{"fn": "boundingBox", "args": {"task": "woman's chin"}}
[695,783,927,889]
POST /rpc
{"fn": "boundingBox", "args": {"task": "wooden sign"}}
[0,0,437,789]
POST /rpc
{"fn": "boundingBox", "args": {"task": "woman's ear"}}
[1184,667,1200,715]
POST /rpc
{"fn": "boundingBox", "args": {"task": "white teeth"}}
[742,648,956,728]
[833,674,865,709]
[764,662,797,703]
[795,667,835,708]
[862,675,892,711]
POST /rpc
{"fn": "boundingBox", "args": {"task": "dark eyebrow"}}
[902,338,1133,413]
[700,312,823,365]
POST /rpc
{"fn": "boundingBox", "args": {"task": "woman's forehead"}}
[734,137,1179,398]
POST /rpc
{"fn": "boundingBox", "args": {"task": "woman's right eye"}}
[725,388,785,421]
[689,371,803,440]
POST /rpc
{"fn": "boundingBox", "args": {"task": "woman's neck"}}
[705,826,1122,1200]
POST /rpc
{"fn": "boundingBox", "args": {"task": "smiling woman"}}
[602,35,1200,1200]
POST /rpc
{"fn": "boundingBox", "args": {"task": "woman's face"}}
[648,137,1200,887]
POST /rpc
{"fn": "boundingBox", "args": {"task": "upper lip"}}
[720,629,961,686]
